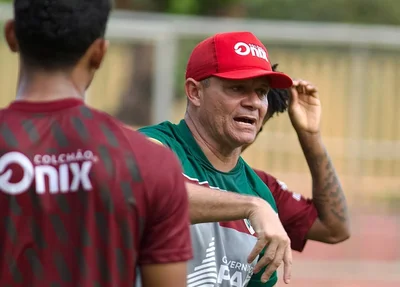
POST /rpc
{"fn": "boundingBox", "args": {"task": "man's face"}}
[196,76,270,148]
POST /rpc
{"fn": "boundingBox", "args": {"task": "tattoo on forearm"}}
[306,149,348,223]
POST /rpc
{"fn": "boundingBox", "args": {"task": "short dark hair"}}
[267,64,290,118]
[14,0,111,70]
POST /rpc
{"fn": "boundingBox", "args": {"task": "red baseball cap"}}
[185,31,293,89]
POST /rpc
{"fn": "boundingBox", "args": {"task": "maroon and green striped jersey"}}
[0,98,192,287]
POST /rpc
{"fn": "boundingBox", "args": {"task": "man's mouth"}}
[233,116,256,126]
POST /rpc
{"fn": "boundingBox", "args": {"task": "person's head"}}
[4,0,111,91]
[184,31,292,151]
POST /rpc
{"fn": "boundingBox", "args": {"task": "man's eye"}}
[231,86,244,92]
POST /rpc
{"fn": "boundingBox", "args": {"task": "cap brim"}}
[213,69,293,89]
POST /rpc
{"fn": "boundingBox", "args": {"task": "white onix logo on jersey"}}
[0,150,97,195]
[234,42,269,62]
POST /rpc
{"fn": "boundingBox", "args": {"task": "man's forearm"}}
[186,182,263,224]
[298,132,350,240]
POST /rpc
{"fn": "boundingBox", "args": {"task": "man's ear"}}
[185,78,202,107]
[88,38,109,70]
[4,20,19,52]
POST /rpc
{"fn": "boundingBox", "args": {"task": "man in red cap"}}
[140,32,295,287]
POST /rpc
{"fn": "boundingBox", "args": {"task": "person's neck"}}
[15,68,85,102]
[184,113,241,173]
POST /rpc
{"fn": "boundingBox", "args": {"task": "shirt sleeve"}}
[139,148,193,264]
[254,169,318,252]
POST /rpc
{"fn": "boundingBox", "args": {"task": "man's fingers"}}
[247,238,268,264]
[305,84,318,98]
[260,242,285,283]
[296,84,304,94]
[292,79,318,96]
[253,240,279,274]
[283,245,293,284]
[306,84,317,92]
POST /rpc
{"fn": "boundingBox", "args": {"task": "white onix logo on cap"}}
[234,42,269,62]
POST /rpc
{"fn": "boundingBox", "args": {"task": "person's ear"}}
[185,78,203,107]
[88,39,109,70]
[4,20,19,53]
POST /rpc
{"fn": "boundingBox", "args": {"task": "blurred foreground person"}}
[0,1,192,286]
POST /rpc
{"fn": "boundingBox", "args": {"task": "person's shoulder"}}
[97,113,180,177]
[126,127,174,158]
[129,131,182,185]
[82,106,136,132]
[82,106,160,148]
[118,121,177,160]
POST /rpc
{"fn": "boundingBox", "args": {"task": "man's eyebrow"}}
[253,77,270,87]
[224,80,244,85]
